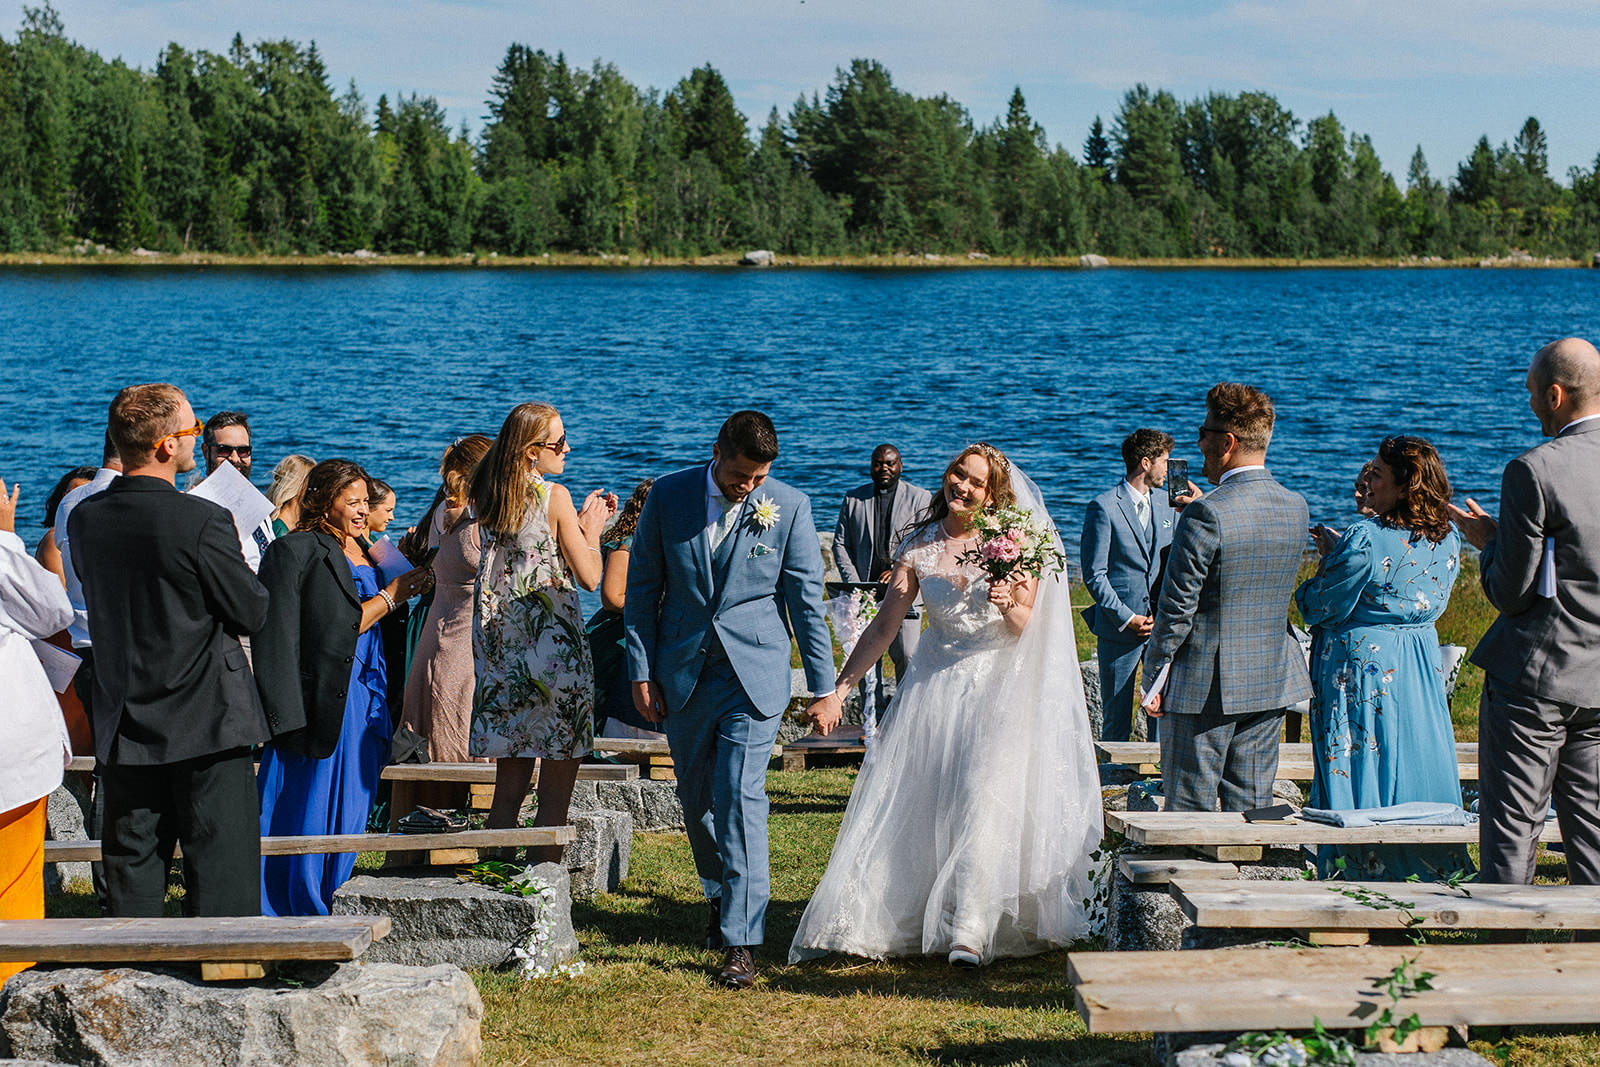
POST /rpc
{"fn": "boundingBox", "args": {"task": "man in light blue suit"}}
[625,411,839,989]
[1080,429,1187,743]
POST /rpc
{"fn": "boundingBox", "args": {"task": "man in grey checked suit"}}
[1451,337,1600,884]
[1142,383,1312,811]
[1080,428,1186,743]
[832,444,933,716]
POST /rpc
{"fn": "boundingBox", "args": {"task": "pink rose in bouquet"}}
[957,505,1065,584]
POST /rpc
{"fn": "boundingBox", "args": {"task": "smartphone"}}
[1166,459,1189,507]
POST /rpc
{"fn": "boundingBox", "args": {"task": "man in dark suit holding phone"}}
[69,383,271,917]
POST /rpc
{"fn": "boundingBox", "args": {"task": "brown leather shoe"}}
[719,945,756,989]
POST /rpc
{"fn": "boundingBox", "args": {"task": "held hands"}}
[632,679,667,724]
[1128,614,1155,638]
[1448,498,1497,550]
[804,690,843,736]
[388,565,434,603]
[577,489,619,540]
[0,479,17,534]
[1308,524,1341,557]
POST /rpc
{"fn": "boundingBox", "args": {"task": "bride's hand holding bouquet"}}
[959,505,1064,634]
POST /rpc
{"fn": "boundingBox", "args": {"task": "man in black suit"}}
[69,383,271,916]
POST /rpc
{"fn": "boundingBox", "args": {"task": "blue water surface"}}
[2,266,1593,556]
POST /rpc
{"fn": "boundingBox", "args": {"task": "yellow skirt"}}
[0,795,47,983]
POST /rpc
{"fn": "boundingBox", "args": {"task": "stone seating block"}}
[0,961,481,1066]
[332,864,577,972]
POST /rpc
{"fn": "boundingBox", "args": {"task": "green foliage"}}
[5,8,1600,258]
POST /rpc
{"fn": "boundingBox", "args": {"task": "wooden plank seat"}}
[44,825,575,866]
[1095,741,1480,781]
[67,756,639,782]
[1117,852,1239,886]
[1105,810,1554,863]
[1170,878,1600,946]
[0,915,391,982]
[1069,943,1600,1034]
[780,724,868,771]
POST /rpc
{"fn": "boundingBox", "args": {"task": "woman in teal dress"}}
[1295,435,1471,881]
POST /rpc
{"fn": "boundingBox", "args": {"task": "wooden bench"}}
[1069,943,1600,1034]
[44,825,575,868]
[1104,809,1556,863]
[0,915,391,981]
[1170,878,1600,946]
[1095,742,1480,782]
[1117,852,1240,886]
[593,737,784,780]
[781,725,868,771]
[65,758,639,812]
[382,761,637,810]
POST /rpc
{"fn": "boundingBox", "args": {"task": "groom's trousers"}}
[665,655,785,947]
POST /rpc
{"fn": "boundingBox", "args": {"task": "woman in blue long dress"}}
[1295,435,1471,881]
[254,460,434,916]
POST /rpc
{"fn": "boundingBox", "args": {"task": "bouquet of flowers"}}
[956,505,1066,583]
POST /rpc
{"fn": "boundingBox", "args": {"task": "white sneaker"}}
[948,946,981,968]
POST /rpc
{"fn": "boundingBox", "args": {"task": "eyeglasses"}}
[211,444,252,458]
[1197,424,1232,442]
[155,420,204,448]
[534,435,569,453]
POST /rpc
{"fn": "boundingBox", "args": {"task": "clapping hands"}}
[1448,498,1497,550]
[577,488,619,538]
[0,479,17,534]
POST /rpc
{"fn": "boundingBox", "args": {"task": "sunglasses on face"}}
[211,444,252,458]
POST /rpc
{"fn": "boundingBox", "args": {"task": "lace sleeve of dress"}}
[893,523,946,581]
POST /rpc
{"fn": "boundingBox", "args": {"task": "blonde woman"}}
[470,404,615,861]
[267,454,316,536]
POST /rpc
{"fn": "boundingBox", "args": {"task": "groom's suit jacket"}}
[1080,481,1176,643]
[624,464,835,718]
[1143,468,1312,716]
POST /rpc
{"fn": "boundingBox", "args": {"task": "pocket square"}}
[748,543,776,559]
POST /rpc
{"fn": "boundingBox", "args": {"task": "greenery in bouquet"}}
[956,505,1065,583]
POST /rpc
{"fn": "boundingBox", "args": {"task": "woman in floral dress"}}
[1295,435,1471,881]
[471,403,616,862]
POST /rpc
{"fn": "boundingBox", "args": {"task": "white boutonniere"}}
[1161,518,1171,528]
[748,543,776,559]
[749,495,781,531]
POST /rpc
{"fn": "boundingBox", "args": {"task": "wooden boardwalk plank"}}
[1116,854,1239,885]
[44,826,575,864]
[1105,810,1558,847]
[1172,879,1600,930]
[1069,944,1600,1033]
[0,916,391,964]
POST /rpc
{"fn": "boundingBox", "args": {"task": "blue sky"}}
[35,0,1600,184]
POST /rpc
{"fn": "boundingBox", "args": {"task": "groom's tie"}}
[1134,493,1150,534]
[709,495,742,562]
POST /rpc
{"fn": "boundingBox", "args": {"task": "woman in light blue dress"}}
[1295,435,1472,881]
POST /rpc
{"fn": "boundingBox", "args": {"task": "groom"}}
[625,410,840,988]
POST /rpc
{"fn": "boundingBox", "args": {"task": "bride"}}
[790,443,1103,967]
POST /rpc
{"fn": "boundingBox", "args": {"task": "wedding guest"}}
[1297,436,1470,879]
[1353,460,1377,517]
[394,434,492,818]
[35,466,97,584]
[471,404,614,863]
[0,478,75,981]
[1452,337,1600,885]
[69,384,269,917]
[1081,429,1179,744]
[201,411,253,480]
[588,479,662,739]
[1141,383,1312,812]
[253,460,433,915]
[266,454,315,536]
[832,445,932,716]
[365,478,397,544]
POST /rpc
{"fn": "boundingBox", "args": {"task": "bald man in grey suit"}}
[1452,337,1600,884]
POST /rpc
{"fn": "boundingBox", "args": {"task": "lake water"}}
[2,266,1593,559]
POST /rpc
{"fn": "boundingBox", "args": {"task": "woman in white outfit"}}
[790,443,1102,968]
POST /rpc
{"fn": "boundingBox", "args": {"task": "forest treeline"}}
[5,5,1600,259]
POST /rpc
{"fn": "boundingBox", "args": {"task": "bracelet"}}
[377,589,397,613]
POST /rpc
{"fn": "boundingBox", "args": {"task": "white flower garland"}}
[461,862,586,980]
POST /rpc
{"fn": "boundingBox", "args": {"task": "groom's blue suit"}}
[624,463,834,946]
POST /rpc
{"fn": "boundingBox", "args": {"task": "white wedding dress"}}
[789,470,1103,964]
